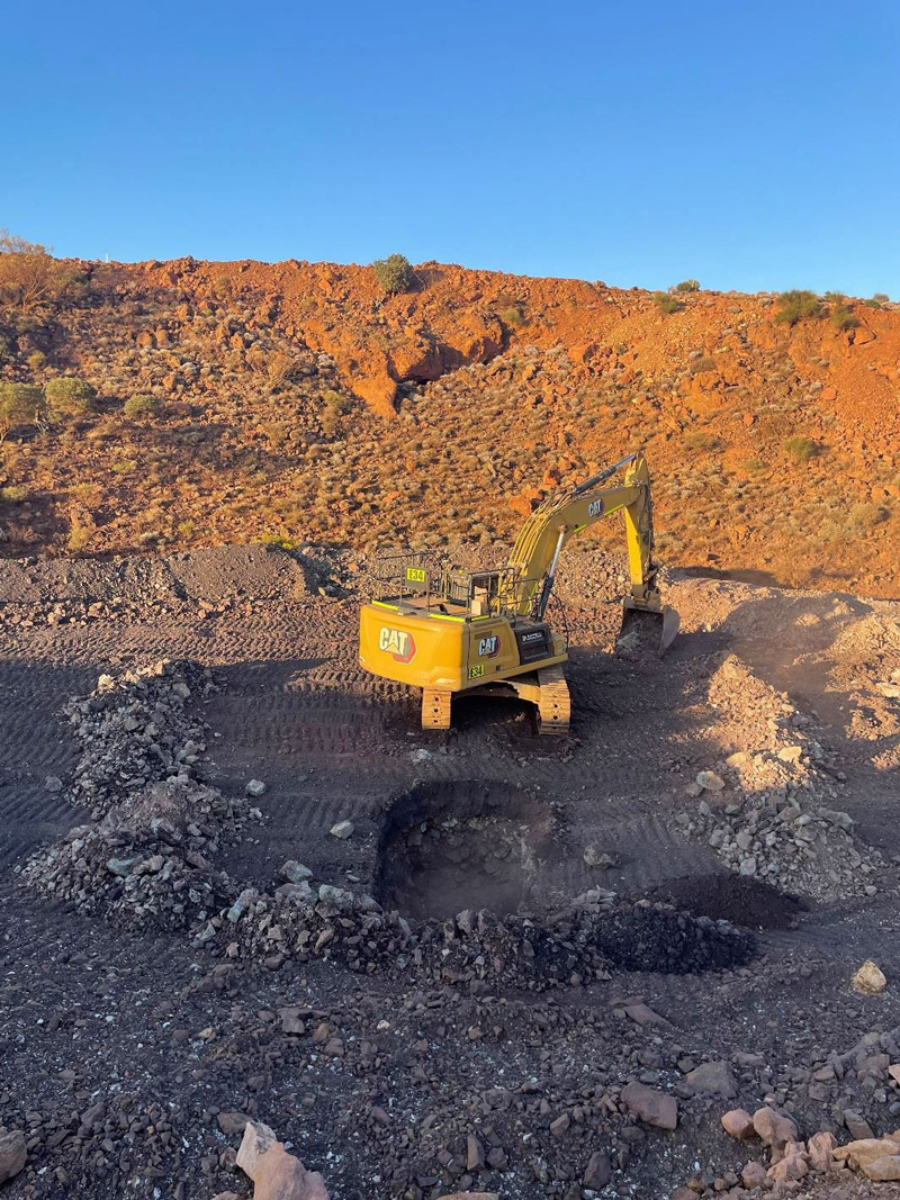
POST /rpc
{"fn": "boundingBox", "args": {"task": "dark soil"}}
[2,548,900,1200]
[644,873,808,932]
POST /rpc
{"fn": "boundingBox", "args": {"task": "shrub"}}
[774,290,822,325]
[674,279,700,293]
[690,356,717,374]
[69,482,99,501]
[684,431,718,451]
[0,382,45,440]
[66,513,95,552]
[372,253,413,295]
[322,389,349,412]
[46,376,97,417]
[873,293,890,304]
[0,230,76,309]
[846,502,887,533]
[123,393,161,419]
[111,458,137,474]
[742,457,766,473]
[783,435,819,462]
[654,293,684,315]
[0,484,28,502]
[863,297,882,309]
[27,350,47,371]
[261,532,299,551]
[824,291,845,304]
[831,305,859,331]
[498,306,525,327]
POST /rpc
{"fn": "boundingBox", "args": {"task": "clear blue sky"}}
[3,0,898,296]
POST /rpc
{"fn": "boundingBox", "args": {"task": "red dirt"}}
[1,259,899,594]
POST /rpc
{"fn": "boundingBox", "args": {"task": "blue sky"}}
[3,0,897,295]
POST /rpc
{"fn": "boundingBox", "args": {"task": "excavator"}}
[358,452,678,734]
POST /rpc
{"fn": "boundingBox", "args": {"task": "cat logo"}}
[588,498,605,518]
[378,626,416,663]
[478,634,500,658]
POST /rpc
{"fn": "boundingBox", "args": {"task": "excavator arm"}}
[502,451,678,653]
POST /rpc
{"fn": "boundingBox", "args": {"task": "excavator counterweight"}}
[358,452,677,733]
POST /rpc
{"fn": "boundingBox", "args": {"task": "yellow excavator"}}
[359,452,678,734]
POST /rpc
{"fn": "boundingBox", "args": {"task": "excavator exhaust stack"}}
[618,601,680,658]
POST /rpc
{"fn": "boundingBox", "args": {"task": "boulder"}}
[0,1130,26,1185]
[807,1130,837,1172]
[767,1149,808,1183]
[684,1061,737,1098]
[583,1150,611,1190]
[236,1120,329,1200]
[741,1161,766,1188]
[696,770,725,791]
[844,1110,875,1140]
[721,1109,755,1140]
[852,960,887,994]
[864,1156,900,1181]
[620,1081,678,1130]
[835,1138,900,1173]
[752,1106,799,1149]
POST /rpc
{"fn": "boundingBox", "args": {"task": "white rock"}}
[245,779,267,797]
[853,960,887,994]
[696,770,725,792]
[329,820,355,840]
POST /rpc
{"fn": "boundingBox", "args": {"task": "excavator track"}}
[421,688,452,730]
[536,665,571,735]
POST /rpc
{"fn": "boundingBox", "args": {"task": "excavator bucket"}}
[617,603,680,658]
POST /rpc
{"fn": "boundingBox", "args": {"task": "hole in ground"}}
[374,780,552,920]
[643,873,807,931]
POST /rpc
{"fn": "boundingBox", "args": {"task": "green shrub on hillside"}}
[830,305,859,331]
[0,229,82,309]
[654,293,684,315]
[774,291,822,326]
[0,382,45,439]
[372,253,413,295]
[783,435,819,462]
[498,306,525,327]
[123,393,161,419]
[674,279,700,293]
[872,293,890,304]
[863,297,882,309]
[46,376,97,417]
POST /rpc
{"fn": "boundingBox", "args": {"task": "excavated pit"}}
[374,780,553,920]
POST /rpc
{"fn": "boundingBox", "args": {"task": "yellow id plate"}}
[405,567,427,583]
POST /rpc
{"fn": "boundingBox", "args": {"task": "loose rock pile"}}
[20,662,248,929]
[217,866,756,989]
[679,655,884,901]
[61,659,216,820]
